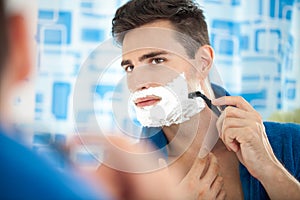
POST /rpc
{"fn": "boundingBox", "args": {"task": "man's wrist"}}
[258,160,300,200]
[257,159,283,183]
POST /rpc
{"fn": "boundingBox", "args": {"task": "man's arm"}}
[260,161,300,200]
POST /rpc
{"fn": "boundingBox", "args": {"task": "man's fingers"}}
[221,117,260,137]
[210,175,226,200]
[198,154,225,199]
[212,96,255,112]
[221,106,261,121]
[217,117,253,151]
[221,126,260,152]
[210,175,224,196]
[201,154,219,185]
[216,106,260,137]
[186,155,208,180]
[216,188,227,200]
[178,153,226,200]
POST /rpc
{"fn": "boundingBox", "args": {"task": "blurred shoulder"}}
[264,121,300,137]
[263,121,300,156]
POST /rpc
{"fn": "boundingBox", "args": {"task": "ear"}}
[194,45,214,79]
[6,14,31,85]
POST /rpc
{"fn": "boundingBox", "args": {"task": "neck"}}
[163,107,220,175]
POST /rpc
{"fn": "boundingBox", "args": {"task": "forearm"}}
[260,161,300,200]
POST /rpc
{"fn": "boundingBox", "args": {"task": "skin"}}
[122,19,300,199]
[0,14,32,127]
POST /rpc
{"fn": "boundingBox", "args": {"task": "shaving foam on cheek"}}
[129,74,206,127]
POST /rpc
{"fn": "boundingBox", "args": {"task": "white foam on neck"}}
[130,74,205,127]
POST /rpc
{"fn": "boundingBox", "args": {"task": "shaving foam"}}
[129,74,205,127]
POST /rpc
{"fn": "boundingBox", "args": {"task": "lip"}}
[134,95,162,108]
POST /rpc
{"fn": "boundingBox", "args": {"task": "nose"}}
[136,82,161,92]
[126,65,161,92]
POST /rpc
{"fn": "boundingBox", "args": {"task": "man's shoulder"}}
[0,129,105,199]
[263,121,300,149]
[264,121,300,139]
[0,132,68,198]
[263,121,300,173]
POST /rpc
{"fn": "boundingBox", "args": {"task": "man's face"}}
[121,20,203,104]
[120,20,213,155]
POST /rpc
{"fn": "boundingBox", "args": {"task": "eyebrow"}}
[121,51,168,67]
[121,59,131,67]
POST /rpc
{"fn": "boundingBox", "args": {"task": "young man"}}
[112,0,300,199]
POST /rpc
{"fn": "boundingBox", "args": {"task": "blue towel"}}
[0,126,109,200]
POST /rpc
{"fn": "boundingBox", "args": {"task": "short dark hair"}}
[112,0,210,58]
[0,0,7,72]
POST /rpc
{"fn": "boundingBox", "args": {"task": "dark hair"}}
[0,0,7,72]
[112,0,210,58]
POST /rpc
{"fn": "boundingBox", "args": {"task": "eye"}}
[151,57,165,64]
[124,65,134,72]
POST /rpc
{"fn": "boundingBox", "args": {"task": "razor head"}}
[188,91,221,117]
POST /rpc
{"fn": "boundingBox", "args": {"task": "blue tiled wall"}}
[33,0,300,166]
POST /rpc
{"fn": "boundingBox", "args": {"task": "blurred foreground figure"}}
[0,0,105,198]
[0,0,182,199]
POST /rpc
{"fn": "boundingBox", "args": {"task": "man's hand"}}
[67,134,178,199]
[213,96,277,178]
[213,96,300,200]
[175,153,226,200]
